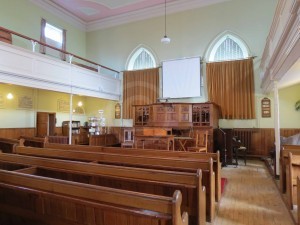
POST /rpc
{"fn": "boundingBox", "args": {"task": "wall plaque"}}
[261,97,271,118]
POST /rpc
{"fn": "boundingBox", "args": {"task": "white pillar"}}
[273,81,280,177]
[69,93,73,144]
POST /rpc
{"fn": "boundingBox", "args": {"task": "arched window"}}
[127,46,157,70]
[208,33,249,62]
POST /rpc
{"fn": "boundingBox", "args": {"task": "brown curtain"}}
[123,68,159,119]
[206,58,255,119]
[40,18,46,54]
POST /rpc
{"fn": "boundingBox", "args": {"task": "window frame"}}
[207,32,250,62]
[126,45,158,71]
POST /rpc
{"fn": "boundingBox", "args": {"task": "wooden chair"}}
[232,136,247,166]
[187,130,208,152]
[121,128,134,148]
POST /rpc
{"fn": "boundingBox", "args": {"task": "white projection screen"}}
[162,57,201,98]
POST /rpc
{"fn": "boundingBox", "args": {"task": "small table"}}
[174,136,193,151]
[134,135,174,150]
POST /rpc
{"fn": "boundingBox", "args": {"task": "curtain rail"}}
[0,26,119,74]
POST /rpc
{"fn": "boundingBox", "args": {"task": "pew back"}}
[286,152,300,210]
[0,169,188,225]
[19,136,46,148]
[15,145,216,221]
[0,152,206,225]
[280,145,300,193]
[45,143,221,201]
[0,137,19,153]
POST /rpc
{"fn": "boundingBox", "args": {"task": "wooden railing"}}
[0,26,119,75]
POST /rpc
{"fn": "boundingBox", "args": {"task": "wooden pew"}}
[280,145,300,193]
[0,137,19,153]
[286,152,300,210]
[45,135,69,144]
[0,152,206,225]
[45,143,221,202]
[297,176,300,224]
[0,169,188,225]
[15,145,216,222]
[19,136,46,148]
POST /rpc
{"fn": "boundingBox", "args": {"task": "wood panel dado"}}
[216,128,300,159]
[0,128,35,139]
[251,128,300,156]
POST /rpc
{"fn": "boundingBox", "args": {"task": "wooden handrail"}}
[0,26,119,74]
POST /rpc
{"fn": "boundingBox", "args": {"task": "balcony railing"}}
[0,26,119,77]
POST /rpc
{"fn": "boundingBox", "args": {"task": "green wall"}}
[86,0,276,74]
[1,0,299,130]
[0,0,86,57]
[86,0,280,128]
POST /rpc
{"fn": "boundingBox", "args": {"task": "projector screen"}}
[162,57,201,98]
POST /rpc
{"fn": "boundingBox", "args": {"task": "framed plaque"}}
[261,97,271,118]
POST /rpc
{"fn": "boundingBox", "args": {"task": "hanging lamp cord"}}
[164,0,167,36]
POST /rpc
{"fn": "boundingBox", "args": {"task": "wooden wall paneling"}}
[0,128,35,139]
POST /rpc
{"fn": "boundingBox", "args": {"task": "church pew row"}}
[0,137,19,153]
[0,153,206,225]
[19,136,46,148]
[15,146,216,222]
[297,177,300,224]
[280,145,300,193]
[44,143,221,202]
[286,152,300,210]
[0,169,188,225]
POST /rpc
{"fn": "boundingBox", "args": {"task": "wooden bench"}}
[286,152,300,210]
[89,134,119,146]
[0,152,206,225]
[45,143,221,202]
[15,145,216,222]
[280,145,300,193]
[19,136,46,148]
[45,135,69,144]
[0,169,188,225]
[0,137,19,153]
[297,176,300,224]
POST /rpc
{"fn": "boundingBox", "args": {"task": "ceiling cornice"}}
[87,0,231,31]
[30,0,87,31]
[30,0,231,32]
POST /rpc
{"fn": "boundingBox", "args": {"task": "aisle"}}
[212,160,294,225]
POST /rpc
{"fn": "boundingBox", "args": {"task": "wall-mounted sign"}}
[115,103,121,119]
[57,99,70,112]
[261,97,271,118]
[18,95,33,109]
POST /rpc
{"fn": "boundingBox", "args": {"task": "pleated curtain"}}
[206,58,256,119]
[123,68,159,119]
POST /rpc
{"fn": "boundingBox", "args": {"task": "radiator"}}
[233,129,255,153]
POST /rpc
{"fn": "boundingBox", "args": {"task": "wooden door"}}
[36,112,56,137]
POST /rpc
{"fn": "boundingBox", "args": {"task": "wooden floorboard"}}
[211,159,295,225]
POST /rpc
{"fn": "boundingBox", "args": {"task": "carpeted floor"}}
[221,177,227,194]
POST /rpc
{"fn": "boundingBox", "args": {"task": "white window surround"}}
[206,31,250,62]
[126,45,158,70]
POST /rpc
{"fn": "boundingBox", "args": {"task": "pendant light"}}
[161,0,171,44]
